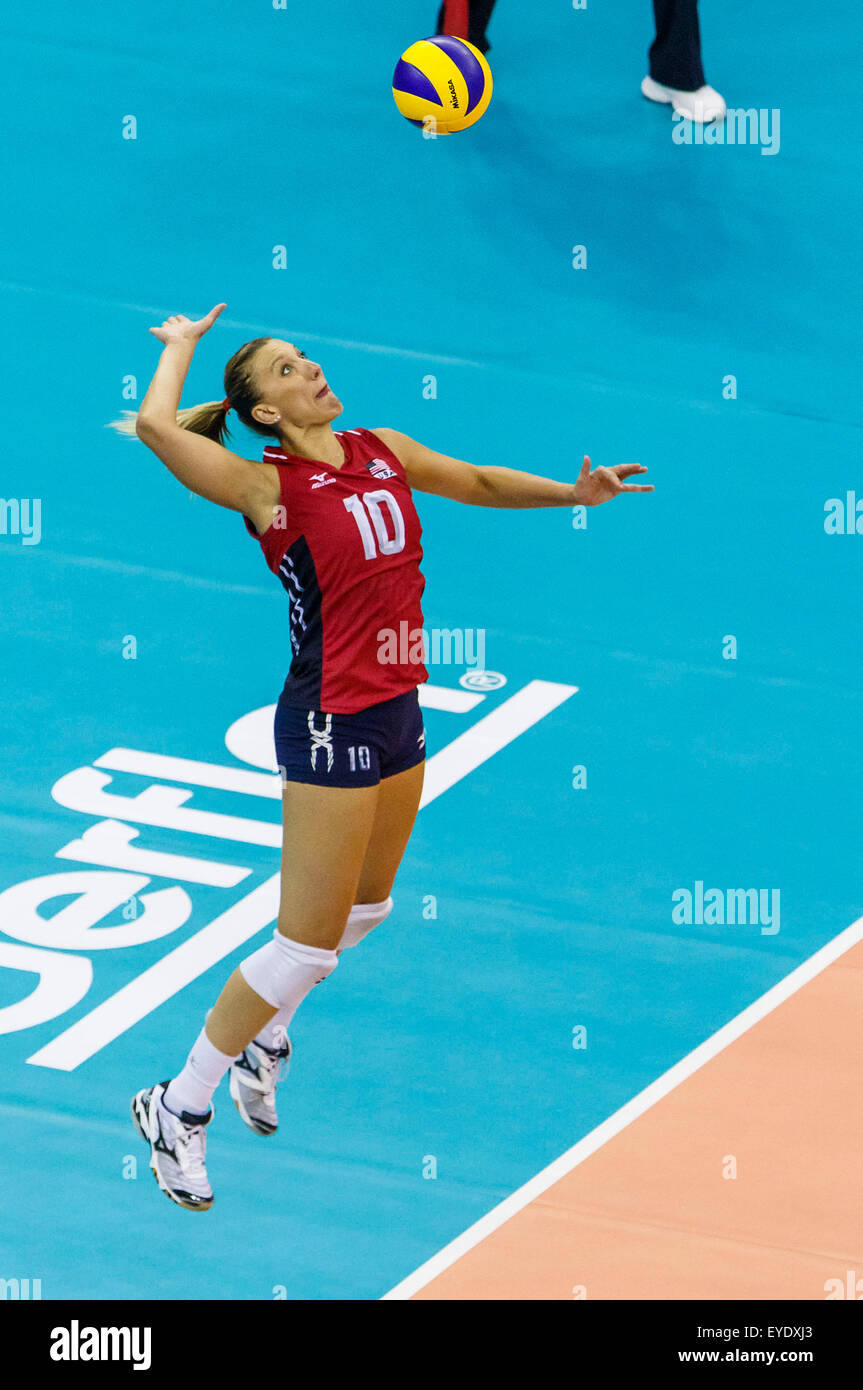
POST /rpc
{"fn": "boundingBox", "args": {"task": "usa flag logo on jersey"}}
[367,458,397,481]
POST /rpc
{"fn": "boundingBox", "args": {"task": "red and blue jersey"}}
[244,427,427,713]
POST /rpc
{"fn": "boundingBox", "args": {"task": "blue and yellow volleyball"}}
[392,35,493,134]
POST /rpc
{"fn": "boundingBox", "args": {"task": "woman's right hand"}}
[149,303,227,346]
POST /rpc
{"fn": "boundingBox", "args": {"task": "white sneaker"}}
[641,75,726,124]
[229,1037,291,1137]
[130,1082,214,1211]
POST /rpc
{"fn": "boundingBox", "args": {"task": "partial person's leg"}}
[649,0,705,91]
[436,0,497,53]
[165,781,380,1117]
[643,0,725,122]
[254,759,425,1054]
[355,758,425,904]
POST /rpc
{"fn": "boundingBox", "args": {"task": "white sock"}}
[254,1009,293,1053]
[164,1026,236,1118]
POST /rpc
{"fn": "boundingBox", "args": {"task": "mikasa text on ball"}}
[392,35,493,134]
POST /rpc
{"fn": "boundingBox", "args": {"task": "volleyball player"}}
[118,303,652,1209]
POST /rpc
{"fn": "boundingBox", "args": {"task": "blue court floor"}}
[0,1,861,1299]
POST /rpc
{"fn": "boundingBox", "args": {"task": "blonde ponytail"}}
[108,333,275,447]
[107,400,232,445]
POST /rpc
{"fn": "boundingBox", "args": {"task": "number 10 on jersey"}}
[344,490,406,559]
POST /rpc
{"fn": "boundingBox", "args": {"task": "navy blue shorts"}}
[274,688,426,788]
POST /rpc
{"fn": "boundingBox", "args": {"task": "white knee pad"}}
[338,896,393,951]
[239,930,339,1010]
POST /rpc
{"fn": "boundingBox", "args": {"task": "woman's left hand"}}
[573,455,653,507]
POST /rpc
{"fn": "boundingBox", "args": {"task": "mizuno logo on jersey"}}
[309,472,337,489]
[366,459,397,481]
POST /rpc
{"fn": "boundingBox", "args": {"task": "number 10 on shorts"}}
[348,745,371,772]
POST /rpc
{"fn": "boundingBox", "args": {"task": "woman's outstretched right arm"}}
[131,304,280,533]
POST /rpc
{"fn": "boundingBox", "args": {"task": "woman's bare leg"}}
[355,760,425,903]
[203,971,280,1058]
[277,780,382,947]
[205,780,380,1055]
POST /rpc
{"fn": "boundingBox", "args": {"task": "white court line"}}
[3,279,849,429]
[95,749,282,800]
[381,912,863,1299]
[27,680,577,1071]
[26,877,281,1071]
[0,281,488,369]
[420,680,577,808]
[418,685,485,714]
[0,543,275,597]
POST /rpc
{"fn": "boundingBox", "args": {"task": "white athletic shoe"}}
[229,1037,292,1137]
[130,1082,214,1211]
[641,75,727,124]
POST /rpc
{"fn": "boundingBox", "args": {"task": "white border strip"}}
[382,912,863,1299]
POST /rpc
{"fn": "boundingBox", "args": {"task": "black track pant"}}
[435,0,496,54]
[649,0,705,91]
[435,1,706,91]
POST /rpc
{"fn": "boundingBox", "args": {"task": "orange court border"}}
[383,918,863,1301]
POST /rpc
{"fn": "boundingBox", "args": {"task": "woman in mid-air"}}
[118,302,652,1211]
